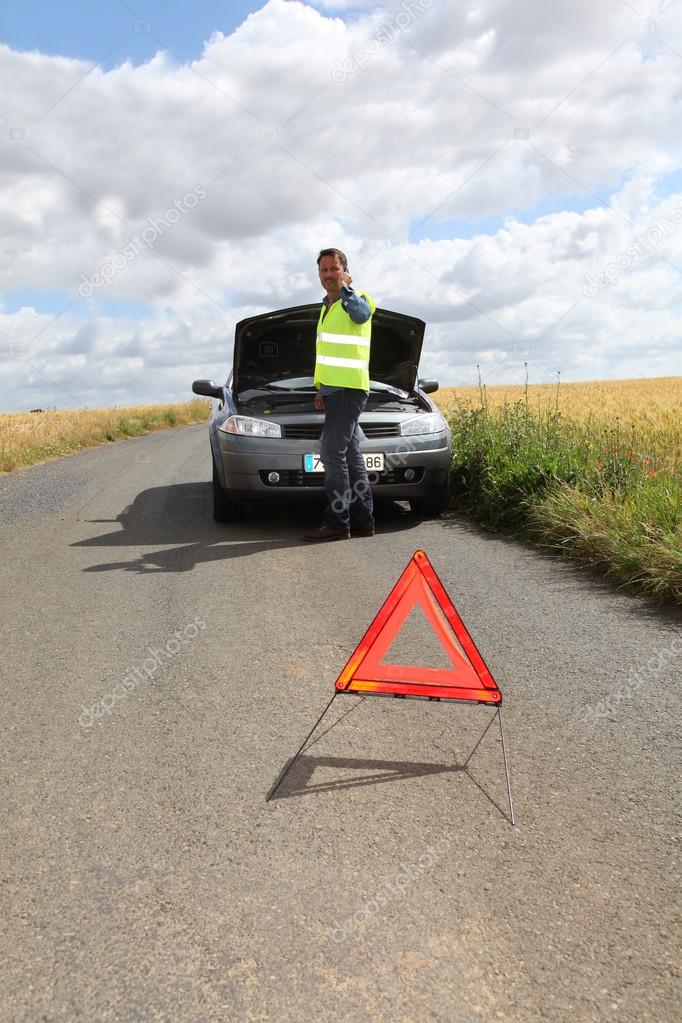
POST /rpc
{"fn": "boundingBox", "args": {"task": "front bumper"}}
[213,431,451,500]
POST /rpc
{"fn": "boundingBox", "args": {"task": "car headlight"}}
[219,415,282,438]
[399,413,446,436]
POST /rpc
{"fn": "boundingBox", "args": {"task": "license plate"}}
[304,453,384,473]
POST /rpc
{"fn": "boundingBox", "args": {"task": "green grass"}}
[447,399,682,605]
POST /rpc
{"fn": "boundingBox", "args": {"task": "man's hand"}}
[339,271,353,288]
[314,393,325,411]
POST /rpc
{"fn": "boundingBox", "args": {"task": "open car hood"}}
[232,303,425,396]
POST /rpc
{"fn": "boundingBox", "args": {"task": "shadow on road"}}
[71,482,423,573]
[267,753,509,821]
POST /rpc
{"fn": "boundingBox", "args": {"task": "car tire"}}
[212,459,246,522]
[410,480,449,518]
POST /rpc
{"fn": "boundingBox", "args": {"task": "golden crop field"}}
[0,399,210,473]
[436,376,682,473]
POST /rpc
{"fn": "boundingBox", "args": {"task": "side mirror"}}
[192,379,223,399]
[418,379,439,394]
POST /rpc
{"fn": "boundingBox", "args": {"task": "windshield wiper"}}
[238,387,316,403]
[263,384,316,392]
[237,382,316,394]
[370,386,411,401]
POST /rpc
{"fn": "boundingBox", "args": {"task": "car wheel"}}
[212,459,246,522]
[410,480,449,518]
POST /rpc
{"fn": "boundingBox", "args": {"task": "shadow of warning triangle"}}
[266,749,509,819]
[267,753,462,799]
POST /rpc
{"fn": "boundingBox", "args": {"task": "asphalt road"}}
[1,425,680,1023]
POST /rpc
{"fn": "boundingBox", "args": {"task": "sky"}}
[0,0,681,413]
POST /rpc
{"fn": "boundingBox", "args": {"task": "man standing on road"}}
[303,248,376,542]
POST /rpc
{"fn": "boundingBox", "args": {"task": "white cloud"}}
[0,0,681,411]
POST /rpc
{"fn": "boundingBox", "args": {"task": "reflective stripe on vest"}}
[317,331,370,348]
[314,292,375,390]
[316,354,367,369]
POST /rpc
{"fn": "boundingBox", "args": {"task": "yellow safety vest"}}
[314,291,375,391]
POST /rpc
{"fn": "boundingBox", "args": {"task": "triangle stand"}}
[267,551,515,824]
[267,691,514,824]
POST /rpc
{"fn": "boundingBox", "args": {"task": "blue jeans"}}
[320,389,375,531]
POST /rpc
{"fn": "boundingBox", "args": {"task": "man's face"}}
[318,255,345,295]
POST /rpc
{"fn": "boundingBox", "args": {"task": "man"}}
[303,248,376,542]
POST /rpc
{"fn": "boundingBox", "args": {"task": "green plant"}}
[446,396,682,603]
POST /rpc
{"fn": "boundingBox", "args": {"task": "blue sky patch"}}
[1,287,81,316]
[409,193,605,242]
[1,288,156,321]
[0,1,263,69]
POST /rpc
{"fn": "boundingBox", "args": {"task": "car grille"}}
[281,422,401,440]
[259,468,424,487]
[280,424,322,440]
[362,423,401,438]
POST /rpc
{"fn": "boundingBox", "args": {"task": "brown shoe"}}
[350,526,375,537]
[303,525,350,542]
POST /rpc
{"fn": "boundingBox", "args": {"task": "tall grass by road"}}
[0,400,210,473]
[437,376,682,604]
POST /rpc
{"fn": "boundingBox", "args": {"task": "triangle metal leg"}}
[268,691,516,826]
[497,706,515,825]
[462,709,498,767]
[266,692,338,801]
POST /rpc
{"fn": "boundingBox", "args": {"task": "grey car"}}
[192,303,451,522]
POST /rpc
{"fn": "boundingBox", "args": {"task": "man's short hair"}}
[317,248,348,270]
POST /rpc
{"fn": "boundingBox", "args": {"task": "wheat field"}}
[436,376,682,473]
[0,399,210,473]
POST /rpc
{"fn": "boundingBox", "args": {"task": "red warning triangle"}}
[336,550,502,703]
